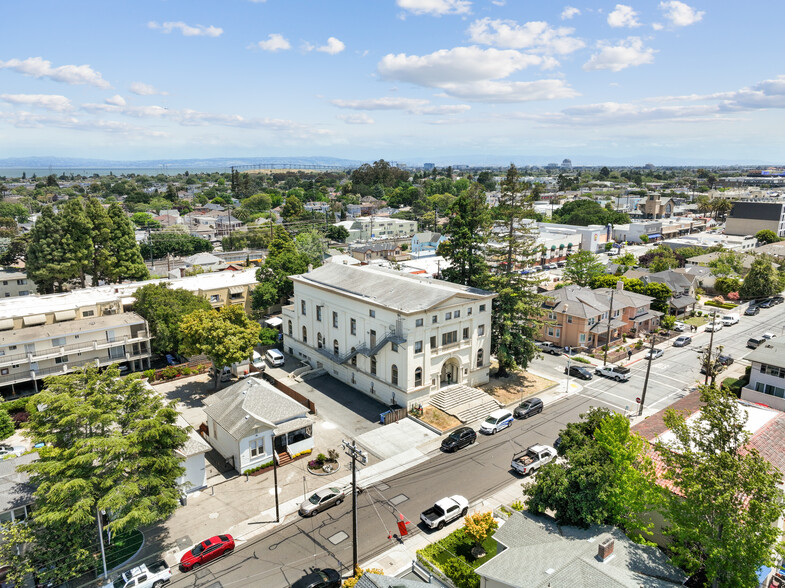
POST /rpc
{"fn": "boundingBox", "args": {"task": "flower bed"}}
[307,450,340,475]
[146,362,210,383]
[418,526,498,588]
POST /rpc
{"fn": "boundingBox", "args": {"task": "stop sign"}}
[636,397,641,403]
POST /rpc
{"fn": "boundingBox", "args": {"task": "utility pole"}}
[273,448,280,522]
[603,284,618,366]
[703,309,718,386]
[637,332,657,416]
[342,439,367,573]
[96,507,108,581]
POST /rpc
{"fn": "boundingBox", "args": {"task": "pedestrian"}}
[627,349,633,361]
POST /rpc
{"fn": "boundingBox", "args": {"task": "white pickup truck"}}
[511,444,556,476]
[595,364,631,382]
[420,495,469,530]
[101,561,171,588]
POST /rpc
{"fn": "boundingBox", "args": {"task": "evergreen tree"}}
[26,206,70,293]
[740,257,779,299]
[488,165,545,377]
[85,197,113,284]
[439,183,492,289]
[60,198,94,288]
[107,203,149,282]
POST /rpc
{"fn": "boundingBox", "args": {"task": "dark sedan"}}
[514,397,544,419]
[744,305,760,316]
[292,568,342,588]
[440,426,477,452]
[565,365,593,380]
[758,299,775,309]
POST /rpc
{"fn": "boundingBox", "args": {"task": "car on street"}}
[179,534,234,571]
[595,364,631,382]
[299,487,346,516]
[0,444,25,459]
[758,299,775,309]
[514,397,544,419]
[721,314,739,326]
[763,332,776,341]
[440,427,477,452]
[747,336,767,349]
[536,341,564,355]
[420,496,469,530]
[479,409,514,435]
[557,261,567,268]
[564,365,593,380]
[673,321,687,332]
[645,348,664,360]
[102,561,171,588]
[744,305,760,316]
[700,353,734,375]
[705,321,723,332]
[773,295,784,305]
[511,444,557,476]
[673,335,692,347]
[291,568,342,588]
[545,263,558,270]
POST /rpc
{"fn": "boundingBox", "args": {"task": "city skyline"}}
[1,1,784,164]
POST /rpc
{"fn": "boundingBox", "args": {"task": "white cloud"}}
[491,0,506,5]
[129,82,168,96]
[378,46,546,88]
[82,102,169,118]
[147,21,223,38]
[317,37,346,55]
[331,96,471,114]
[0,57,110,89]
[0,93,73,112]
[561,6,581,20]
[436,79,578,102]
[652,22,664,30]
[105,95,126,106]
[659,1,705,27]
[551,101,721,125]
[718,76,785,111]
[583,37,655,72]
[254,33,291,52]
[337,113,374,124]
[396,0,471,16]
[0,110,168,136]
[607,4,641,28]
[467,18,585,54]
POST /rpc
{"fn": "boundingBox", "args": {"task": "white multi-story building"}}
[333,217,418,242]
[282,264,496,408]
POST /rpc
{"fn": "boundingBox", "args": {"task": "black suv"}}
[514,397,544,419]
[292,569,341,588]
[565,365,593,380]
[440,426,477,452]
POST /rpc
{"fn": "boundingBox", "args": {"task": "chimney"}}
[616,280,624,291]
[598,538,615,562]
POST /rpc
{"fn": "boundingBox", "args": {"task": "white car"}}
[763,332,776,340]
[0,444,25,458]
[705,321,723,332]
[479,409,514,435]
[721,314,739,326]
[645,348,664,360]
[673,321,687,332]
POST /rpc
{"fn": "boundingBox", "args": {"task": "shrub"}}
[181,366,192,376]
[12,411,29,426]
[511,500,525,511]
[635,341,643,349]
[161,366,179,380]
[316,453,327,464]
[143,369,156,380]
[343,567,385,588]
[464,512,498,546]
[1,398,30,414]
[573,356,591,364]
[441,558,480,588]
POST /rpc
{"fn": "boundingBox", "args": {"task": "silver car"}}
[299,487,346,516]
[0,444,25,458]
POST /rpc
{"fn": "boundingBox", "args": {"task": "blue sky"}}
[1,0,784,164]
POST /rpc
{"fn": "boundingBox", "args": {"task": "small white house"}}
[175,415,211,494]
[202,377,314,474]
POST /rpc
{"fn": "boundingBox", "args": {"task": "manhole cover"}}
[390,494,408,506]
[375,483,390,491]
[328,531,349,545]
[208,512,220,519]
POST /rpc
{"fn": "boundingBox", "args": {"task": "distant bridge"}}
[229,162,354,172]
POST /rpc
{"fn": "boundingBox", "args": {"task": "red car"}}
[179,534,234,571]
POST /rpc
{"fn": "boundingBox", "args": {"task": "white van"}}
[252,351,265,371]
[721,314,739,326]
[265,348,285,367]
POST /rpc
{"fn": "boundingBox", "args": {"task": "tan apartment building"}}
[539,284,660,351]
[0,269,36,299]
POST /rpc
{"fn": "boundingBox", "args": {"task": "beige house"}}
[637,194,676,219]
[539,284,660,351]
[0,269,35,299]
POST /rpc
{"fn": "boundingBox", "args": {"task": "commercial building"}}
[537,222,609,253]
[661,232,757,252]
[333,217,418,243]
[283,264,495,408]
[725,201,785,237]
[0,269,36,299]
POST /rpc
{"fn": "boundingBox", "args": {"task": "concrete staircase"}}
[430,384,500,423]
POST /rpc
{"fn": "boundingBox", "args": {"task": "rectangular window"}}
[445,312,452,320]
[316,307,322,322]
[333,312,338,328]
[350,318,356,335]
[301,300,306,315]
[414,341,423,353]
[16,279,25,285]
[432,315,438,324]
[415,318,423,327]
[567,316,573,324]
[467,307,473,316]
[478,325,485,336]
[55,356,69,365]
[83,310,95,317]
[250,438,264,458]
[391,343,398,352]
[370,330,376,347]
[454,310,460,318]
[579,333,586,343]
[463,327,470,340]
[210,294,220,303]
[479,304,486,312]
[547,327,554,336]
[442,331,458,346]
[555,328,561,337]
[52,337,66,347]
[601,311,608,319]
[18,291,28,296]
[369,309,376,318]
[430,336,437,349]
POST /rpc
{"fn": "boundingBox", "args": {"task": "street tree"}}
[615,251,637,272]
[132,283,212,355]
[740,257,779,299]
[180,305,261,388]
[11,366,188,585]
[488,165,545,377]
[656,386,785,587]
[438,183,492,290]
[563,250,605,286]
[755,229,782,244]
[294,228,326,267]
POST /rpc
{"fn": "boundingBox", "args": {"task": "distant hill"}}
[0,156,364,169]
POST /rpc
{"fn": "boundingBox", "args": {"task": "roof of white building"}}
[290,263,494,313]
[0,312,147,344]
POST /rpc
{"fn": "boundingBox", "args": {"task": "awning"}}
[632,312,658,323]
[228,285,245,295]
[670,295,697,309]
[648,233,662,239]
[0,318,13,331]
[274,417,313,436]
[23,314,46,327]
[265,316,283,327]
[589,318,626,333]
[54,310,76,322]
[567,242,573,248]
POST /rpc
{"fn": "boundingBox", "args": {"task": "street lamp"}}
[637,331,657,416]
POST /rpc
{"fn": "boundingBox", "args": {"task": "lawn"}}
[419,526,498,574]
[684,315,709,326]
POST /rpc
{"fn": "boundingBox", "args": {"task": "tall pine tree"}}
[86,197,113,284]
[60,198,94,288]
[107,203,149,282]
[26,206,70,293]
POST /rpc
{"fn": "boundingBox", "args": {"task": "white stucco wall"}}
[178,453,207,493]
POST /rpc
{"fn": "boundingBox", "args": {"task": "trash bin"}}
[179,492,187,506]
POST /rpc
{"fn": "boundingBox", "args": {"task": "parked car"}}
[744,305,760,316]
[265,348,285,367]
[700,353,734,375]
[758,299,775,309]
[479,409,514,435]
[545,263,558,270]
[773,296,784,305]
[536,341,564,355]
[420,496,469,530]
[645,348,664,360]
[747,336,766,349]
[299,487,346,516]
[208,366,232,382]
[440,427,477,452]
[721,314,739,326]
[564,365,593,380]
[511,444,557,476]
[705,321,723,332]
[673,321,687,332]
[251,351,265,371]
[179,534,234,571]
[101,561,171,588]
[0,444,25,458]
[291,569,342,588]
[514,397,544,419]
[165,353,177,366]
[556,261,567,268]
[673,335,692,347]
[763,332,776,341]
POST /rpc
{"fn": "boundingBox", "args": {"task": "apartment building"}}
[334,217,418,243]
[283,264,495,408]
[539,284,660,351]
[742,339,785,412]
[0,269,36,299]
[725,201,785,237]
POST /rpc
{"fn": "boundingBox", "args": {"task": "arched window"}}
[288,320,293,336]
[476,349,484,368]
[370,355,377,375]
[333,339,339,356]
[317,333,323,349]
[302,326,307,344]
[414,367,422,387]
[350,347,357,367]
[391,364,398,386]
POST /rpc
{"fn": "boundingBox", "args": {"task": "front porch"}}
[273,418,314,464]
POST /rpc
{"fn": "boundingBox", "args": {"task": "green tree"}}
[325,224,349,241]
[26,205,70,293]
[0,407,13,439]
[740,257,779,299]
[107,203,149,282]
[643,282,673,314]
[86,197,113,283]
[139,228,212,259]
[180,305,261,388]
[59,198,94,288]
[439,183,492,289]
[131,211,160,229]
[0,232,28,266]
[551,199,629,226]
[132,283,212,354]
[252,236,310,312]
[755,229,782,244]
[655,386,785,587]
[13,366,188,584]
[714,276,742,296]
[282,194,304,220]
[488,165,544,377]
[708,250,744,277]
[294,228,326,267]
[615,251,637,272]
[563,250,605,287]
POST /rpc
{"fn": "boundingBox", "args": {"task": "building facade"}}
[334,217,418,242]
[725,201,785,237]
[742,339,785,411]
[0,269,36,299]
[282,264,496,408]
